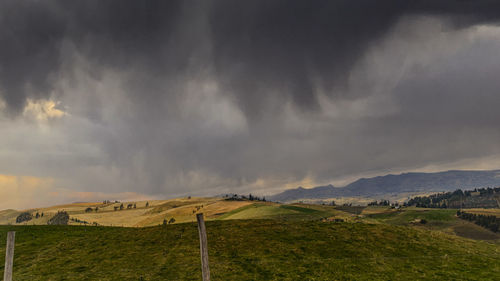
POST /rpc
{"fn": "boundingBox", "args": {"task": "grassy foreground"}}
[1,220,499,280]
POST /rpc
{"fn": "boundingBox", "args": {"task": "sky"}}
[1,0,500,209]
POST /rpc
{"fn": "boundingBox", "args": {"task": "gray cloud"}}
[1,0,500,203]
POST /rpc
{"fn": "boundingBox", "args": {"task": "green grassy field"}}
[1,220,499,280]
[366,207,500,241]
[216,203,345,221]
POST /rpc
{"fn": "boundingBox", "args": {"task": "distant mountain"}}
[269,170,500,202]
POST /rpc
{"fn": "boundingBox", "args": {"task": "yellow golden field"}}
[465,208,500,218]
[0,197,254,227]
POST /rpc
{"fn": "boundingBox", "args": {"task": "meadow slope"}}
[1,220,499,280]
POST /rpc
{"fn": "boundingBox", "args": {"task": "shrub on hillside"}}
[47,211,70,225]
[16,212,33,223]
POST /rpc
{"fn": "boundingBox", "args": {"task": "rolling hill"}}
[1,198,348,227]
[269,170,500,202]
[0,197,254,227]
[2,195,500,279]
[1,220,499,280]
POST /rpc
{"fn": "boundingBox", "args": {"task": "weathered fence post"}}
[196,213,210,281]
[4,231,15,281]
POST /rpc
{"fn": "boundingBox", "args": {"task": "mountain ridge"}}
[269,170,500,202]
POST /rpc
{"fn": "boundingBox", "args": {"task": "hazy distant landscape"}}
[270,170,500,203]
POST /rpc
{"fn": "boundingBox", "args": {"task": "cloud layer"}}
[1,1,500,208]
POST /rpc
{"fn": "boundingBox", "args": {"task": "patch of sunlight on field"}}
[466,208,500,217]
[71,208,151,227]
[361,206,396,215]
[220,204,302,220]
[132,198,254,226]
[0,209,20,224]
[2,197,234,227]
[201,200,254,218]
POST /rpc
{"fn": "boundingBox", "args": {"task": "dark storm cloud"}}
[1,0,499,115]
[1,0,500,198]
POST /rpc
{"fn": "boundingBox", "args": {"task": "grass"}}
[216,204,299,220]
[216,203,340,221]
[453,222,500,240]
[367,208,456,224]
[1,220,499,280]
[2,198,500,279]
[367,207,500,241]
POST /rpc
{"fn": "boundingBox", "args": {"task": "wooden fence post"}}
[196,213,210,281]
[4,231,15,281]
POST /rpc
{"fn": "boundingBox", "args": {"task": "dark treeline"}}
[406,187,500,208]
[457,210,499,233]
[224,194,266,202]
[71,217,90,225]
[367,200,398,206]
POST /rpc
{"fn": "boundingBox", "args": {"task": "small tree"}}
[85,207,93,213]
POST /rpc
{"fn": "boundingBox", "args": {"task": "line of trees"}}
[406,187,500,208]
[456,210,499,233]
[71,217,90,224]
[224,194,266,202]
[85,207,99,212]
[163,218,176,225]
[368,200,391,206]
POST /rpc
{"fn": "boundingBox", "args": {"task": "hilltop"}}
[269,170,500,202]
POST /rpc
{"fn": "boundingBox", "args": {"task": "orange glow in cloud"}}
[0,174,153,210]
